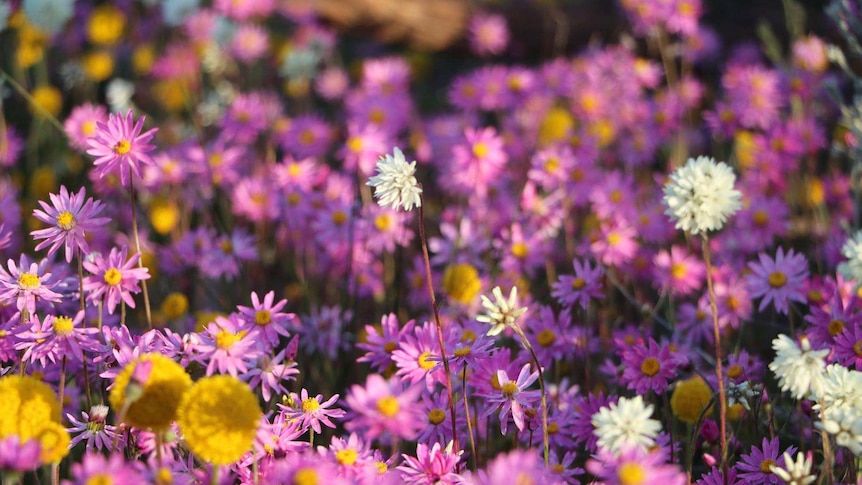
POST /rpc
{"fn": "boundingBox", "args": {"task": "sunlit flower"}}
[662,156,742,235]
[366,147,422,212]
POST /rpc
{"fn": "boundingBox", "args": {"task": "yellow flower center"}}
[727,364,743,380]
[501,381,519,398]
[301,398,319,413]
[417,351,436,370]
[427,408,446,425]
[53,316,74,336]
[103,268,122,286]
[376,396,399,417]
[442,263,482,305]
[57,211,76,230]
[671,263,687,279]
[85,474,114,485]
[82,120,96,136]
[753,210,768,226]
[768,271,787,288]
[18,273,41,289]
[760,458,776,473]
[369,109,386,124]
[511,242,529,259]
[332,211,348,226]
[537,329,556,347]
[547,422,559,434]
[376,462,388,474]
[472,142,489,159]
[607,231,621,246]
[156,467,173,485]
[255,310,272,326]
[215,330,242,350]
[113,140,131,155]
[571,168,584,181]
[571,277,586,290]
[828,319,845,337]
[453,347,471,358]
[609,190,623,203]
[726,296,739,311]
[854,341,862,357]
[490,373,501,390]
[618,463,645,485]
[293,467,318,485]
[335,448,358,466]
[544,157,560,173]
[640,357,660,377]
[347,137,363,153]
[383,341,397,353]
[808,289,824,304]
[299,130,315,145]
[374,214,391,231]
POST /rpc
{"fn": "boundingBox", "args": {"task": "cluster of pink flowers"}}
[0,1,859,484]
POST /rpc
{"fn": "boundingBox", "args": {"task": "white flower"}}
[476,286,527,336]
[814,364,862,414]
[591,395,662,455]
[769,334,828,401]
[838,230,862,284]
[662,156,742,235]
[162,0,200,27]
[816,406,862,455]
[366,147,423,212]
[727,381,760,411]
[106,79,135,114]
[23,0,74,36]
[769,451,815,485]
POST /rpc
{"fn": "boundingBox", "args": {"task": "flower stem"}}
[418,201,460,463]
[702,237,728,485]
[129,177,153,329]
[513,325,549,467]
[462,363,478,471]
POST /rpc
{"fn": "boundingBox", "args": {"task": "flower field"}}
[0,0,861,484]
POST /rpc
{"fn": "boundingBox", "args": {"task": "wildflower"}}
[109,353,191,431]
[442,263,482,305]
[86,109,158,186]
[177,375,262,465]
[67,452,144,484]
[477,286,528,337]
[236,290,295,349]
[344,373,423,441]
[398,441,462,485]
[0,375,69,465]
[551,258,605,310]
[0,258,62,315]
[670,376,713,424]
[736,437,797,485]
[31,186,110,263]
[357,313,416,372]
[64,103,109,151]
[66,405,118,451]
[82,246,151,315]
[591,395,662,454]
[0,436,41,473]
[366,147,422,212]
[620,339,680,395]
[769,334,828,400]
[242,347,299,402]
[481,363,541,433]
[833,324,862,369]
[769,451,815,485]
[746,248,809,315]
[392,321,447,390]
[280,389,345,434]
[195,314,260,377]
[662,156,742,235]
[586,446,688,485]
[15,311,99,365]
[652,246,705,297]
[816,405,862,455]
[468,13,509,57]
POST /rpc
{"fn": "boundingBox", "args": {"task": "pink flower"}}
[67,453,144,484]
[0,257,62,315]
[357,313,416,373]
[586,446,688,485]
[86,110,158,186]
[31,186,111,262]
[551,258,605,310]
[64,103,108,151]
[620,338,680,395]
[195,314,260,377]
[480,363,541,434]
[468,13,509,57]
[746,247,809,315]
[242,346,299,402]
[652,245,706,297]
[398,441,462,485]
[82,246,151,315]
[281,389,345,434]
[236,290,296,349]
[344,374,423,441]
[0,436,41,473]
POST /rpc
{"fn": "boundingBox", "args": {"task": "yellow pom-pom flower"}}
[30,85,63,118]
[670,376,714,424]
[0,375,69,464]
[109,353,192,431]
[177,375,262,465]
[442,263,481,305]
[37,421,71,464]
[87,5,126,45]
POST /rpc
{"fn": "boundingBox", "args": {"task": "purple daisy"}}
[620,338,680,395]
[735,437,797,485]
[344,373,423,441]
[281,388,345,434]
[480,363,541,434]
[86,109,159,186]
[236,290,296,349]
[586,446,688,485]
[31,186,111,263]
[551,258,605,310]
[357,313,416,373]
[832,323,862,369]
[0,257,63,315]
[398,441,462,485]
[746,247,809,315]
[82,246,151,315]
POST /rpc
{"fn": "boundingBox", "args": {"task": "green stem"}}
[513,325,549,467]
[702,237,729,485]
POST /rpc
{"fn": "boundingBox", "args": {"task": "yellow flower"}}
[160,292,189,320]
[538,107,574,147]
[83,50,115,82]
[30,85,63,118]
[442,263,481,305]
[0,375,69,464]
[109,353,192,431]
[132,44,156,75]
[149,198,180,235]
[16,22,46,68]
[37,421,70,464]
[670,376,713,424]
[87,5,126,45]
[177,375,262,465]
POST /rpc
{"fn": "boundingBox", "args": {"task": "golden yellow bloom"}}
[132,43,156,75]
[83,50,115,82]
[442,263,481,305]
[30,85,63,118]
[87,5,126,45]
[149,198,180,235]
[0,375,62,440]
[538,107,574,147]
[161,292,189,320]
[177,375,262,465]
[16,21,46,68]
[670,376,713,424]
[37,421,70,464]
[109,353,192,431]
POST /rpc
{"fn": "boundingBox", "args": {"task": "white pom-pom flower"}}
[366,147,422,212]
[662,156,742,235]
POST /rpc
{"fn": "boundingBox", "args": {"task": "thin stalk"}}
[512,325,549,467]
[418,201,460,463]
[702,237,728,485]
[128,178,153,329]
[462,363,478,471]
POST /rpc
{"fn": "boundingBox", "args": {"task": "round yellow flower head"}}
[177,375,262,465]
[670,376,714,425]
[0,375,62,440]
[442,263,481,305]
[37,421,71,464]
[109,353,192,431]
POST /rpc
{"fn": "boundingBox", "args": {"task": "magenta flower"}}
[242,347,299,402]
[551,258,605,310]
[66,405,119,451]
[586,446,688,485]
[398,441,462,485]
[344,373,423,441]
[481,363,541,434]
[281,388,345,434]
[0,258,62,315]
[746,247,809,315]
[67,452,144,484]
[0,436,41,473]
[82,246,151,314]
[652,245,706,297]
[14,311,99,365]
[64,103,109,151]
[620,338,681,395]
[357,313,416,372]
[86,110,158,186]
[468,13,509,57]
[735,437,797,485]
[236,290,295,349]
[195,314,260,377]
[391,321,447,390]
[31,186,111,263]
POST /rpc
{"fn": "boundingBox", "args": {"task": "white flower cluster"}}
[662,156,742,235]
[769,452,816,485]
[591,395,662,454]
[367,147,423,212]
[838,230,862,284]
[769,334,828,401]
[477,286,527,337]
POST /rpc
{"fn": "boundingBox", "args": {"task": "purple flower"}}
[82,246,151,315]
[86,109,158,186]
[398,441,463,485]
[357,313,416,372]
[67,452,144,484]
[468,13,509,57]
[344,373,423,441]
[281,389,345,434]
[242,346,299,402]
[746,247,809,315]
[31,186,111,263]
[735,437,797,485]
[620,338,681,395]
[66,405,119,451]
[236,290,295,349]
[0,257,63,315]
[481,363,541,434]
[551,258,605,310]
[586,446,687,485]
[14,311,99,365]
[195,314,260,377]
[0,436,41,473]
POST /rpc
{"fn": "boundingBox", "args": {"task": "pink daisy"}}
[67,453,144,484]
[357,313,416,372]
[398,441,462,485]
[31,186,111,263]
[195,314,261,377]
[480,363,541,434]
[746,247,809,315]
[236,290,296,349]
[344,373,423,441]
[468,13,510,57]
[586,446,688,485]
[281,388,345,434]
[620,338,681,395]
[64,103,109,151]
[652,245,706,297]
[82,246,151,314]
[86,110,159,186]
[0,257,63,315]
[448,127,508,198]
[551,258,605,310]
